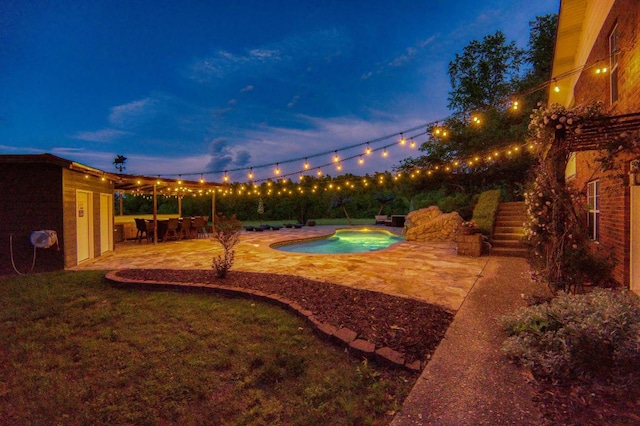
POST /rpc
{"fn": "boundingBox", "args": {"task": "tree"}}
[447,31,525,113]
[398,15,557,201]
[329,196,353,225]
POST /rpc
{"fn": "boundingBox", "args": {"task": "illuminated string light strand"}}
[157,53,616,183]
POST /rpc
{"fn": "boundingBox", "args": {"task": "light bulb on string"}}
[303,158,310,169]
[274,164,281,175]
[177,175,182,185]
[248,168,254,180]
[399,133,406,145]
[512,100,519,111]
[223,171,229,182]
[333,151,339,163]
[365,144,372,155]
[382,149,388,157]
[358,156,364,165]
[410,138,416,148]
[199,174,205,184]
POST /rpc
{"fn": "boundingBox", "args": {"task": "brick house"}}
[549,0,640,292]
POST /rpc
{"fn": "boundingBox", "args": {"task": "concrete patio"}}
[75,225,489,312]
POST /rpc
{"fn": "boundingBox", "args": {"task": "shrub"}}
[500,289,640,382]
[472,189,501,234]
[211,214,242,278]
[438,192,472,215]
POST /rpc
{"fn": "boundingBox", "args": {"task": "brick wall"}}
[571,0,640,286]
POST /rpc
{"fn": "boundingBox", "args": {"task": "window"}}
[609,24,619,104]
[565,152,576,180]
[587,180,600,241]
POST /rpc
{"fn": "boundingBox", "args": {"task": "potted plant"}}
[460,220,478,235]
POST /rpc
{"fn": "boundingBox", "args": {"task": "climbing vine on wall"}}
[524,102,615,293]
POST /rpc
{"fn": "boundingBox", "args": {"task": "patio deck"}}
[74,225,489,311]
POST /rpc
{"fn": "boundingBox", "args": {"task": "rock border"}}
[105,270,421,372]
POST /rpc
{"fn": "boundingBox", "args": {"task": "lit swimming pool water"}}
[274,228,403,254]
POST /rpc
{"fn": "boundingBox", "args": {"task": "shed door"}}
[99,193,113,254]
[76,190,93,263]
[631,186,640,295]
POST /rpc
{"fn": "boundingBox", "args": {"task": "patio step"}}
[491,202,527,257]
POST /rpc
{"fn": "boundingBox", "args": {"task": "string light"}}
[399,133,406,145]
[248,168,254,179]
[274,164,281,175]
[333,151,340,163]
[358,156,364,165]
[410,138,416,148]
[382,149,388,157]
[365,144,372,155]
[304,158,310,169]
[512,100,519,110]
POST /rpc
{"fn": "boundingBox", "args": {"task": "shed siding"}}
[0,163,65,274]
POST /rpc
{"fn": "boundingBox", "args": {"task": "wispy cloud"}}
[189,28,350,83]
[361,36,437,80]
[71,128,132,142]
[109,97,161,128]
[240,85,255,93]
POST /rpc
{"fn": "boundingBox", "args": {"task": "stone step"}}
[493,232,524,241]
[491,246,529,257]
[495,219,524,227]
[494,226,525,234]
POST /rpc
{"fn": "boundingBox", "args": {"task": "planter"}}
[460,227,478,235]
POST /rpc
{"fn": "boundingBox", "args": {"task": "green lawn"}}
[0,271,415,425]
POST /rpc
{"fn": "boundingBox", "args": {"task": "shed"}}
[0,154,118,274]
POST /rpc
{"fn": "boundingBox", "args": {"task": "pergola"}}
[113,173,223,244]
[566,111,640,152]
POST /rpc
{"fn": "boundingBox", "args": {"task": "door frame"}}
[631,186,640,294]
[76,189,94,264]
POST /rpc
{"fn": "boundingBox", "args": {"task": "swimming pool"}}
[274,228,403,254]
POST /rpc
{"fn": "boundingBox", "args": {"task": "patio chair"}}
[192,216,207,238]
[134,218,153,243]
[164,218,180,241]
[180,218,192,239]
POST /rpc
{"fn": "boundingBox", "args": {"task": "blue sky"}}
[1,0,559,183]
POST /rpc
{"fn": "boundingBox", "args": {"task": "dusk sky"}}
[1,0,559,183]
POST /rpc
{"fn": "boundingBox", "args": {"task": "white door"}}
[100,194,113,254]
[631,186,640,294]
[76,190,93,263]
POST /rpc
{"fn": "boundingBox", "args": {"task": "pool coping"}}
[105,270,422,372]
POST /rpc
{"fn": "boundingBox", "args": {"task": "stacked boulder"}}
[403,206,462,242]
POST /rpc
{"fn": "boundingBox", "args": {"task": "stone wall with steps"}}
[491,202,528,257]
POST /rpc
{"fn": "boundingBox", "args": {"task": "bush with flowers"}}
[524,102,615,292]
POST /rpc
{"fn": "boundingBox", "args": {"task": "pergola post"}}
[211,191,216,229]
[153,183,158,244]
[178,195,182,217]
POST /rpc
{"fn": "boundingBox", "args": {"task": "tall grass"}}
[0,271,414,425]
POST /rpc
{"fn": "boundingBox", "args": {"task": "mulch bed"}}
[113,269,454,365]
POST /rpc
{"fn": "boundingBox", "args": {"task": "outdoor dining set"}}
[134,216,210,243]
